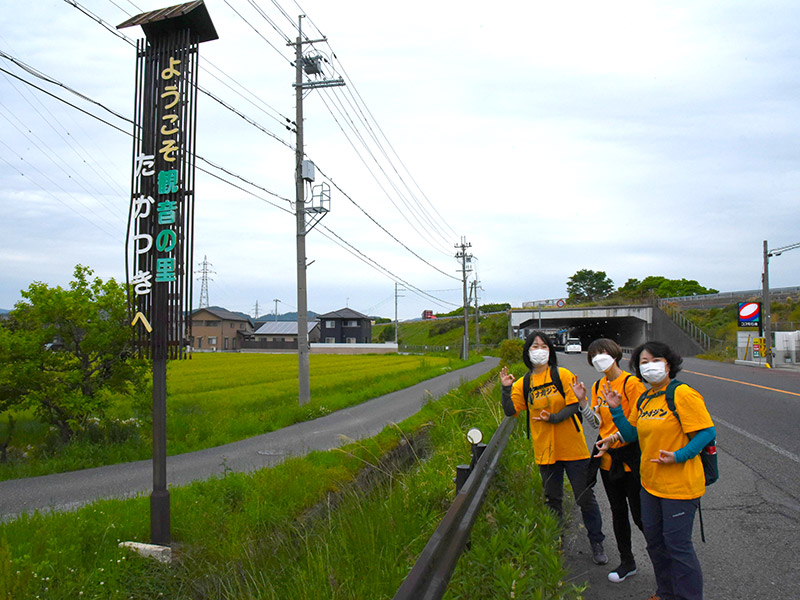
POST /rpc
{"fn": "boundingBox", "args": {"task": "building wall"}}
[190,309,251,351]
[319,317,372,343]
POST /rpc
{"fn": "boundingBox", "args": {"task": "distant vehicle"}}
[564,338,582,354]
[421,310,437,320]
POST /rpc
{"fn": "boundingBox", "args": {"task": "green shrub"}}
[499,339,524,367]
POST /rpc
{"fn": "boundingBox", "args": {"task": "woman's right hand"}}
[602,382,622,409]
[500,366,515,387]
[571,375,587,406]
[595,434,616,457]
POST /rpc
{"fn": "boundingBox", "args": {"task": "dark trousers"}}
[640,489,703,600]
[601,468,643,564]
[539,459,604,544]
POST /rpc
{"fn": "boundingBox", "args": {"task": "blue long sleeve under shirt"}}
[609,405,715,463]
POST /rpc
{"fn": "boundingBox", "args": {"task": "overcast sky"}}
[1,0,798,320]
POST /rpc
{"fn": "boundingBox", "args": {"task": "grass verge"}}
[1,364,584,599]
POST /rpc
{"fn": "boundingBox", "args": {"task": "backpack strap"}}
[665,379,686,423]
[621,374,632,403]
[549,364,565,398]
[523,372,532,440]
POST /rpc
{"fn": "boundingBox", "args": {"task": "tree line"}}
[566,269,718,304]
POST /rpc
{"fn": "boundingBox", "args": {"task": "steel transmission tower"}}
[197,255,215,309]
[290,16,344,405]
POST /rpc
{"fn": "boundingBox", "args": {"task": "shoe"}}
[646,595,661,600]
[608,562,637,583]
[590,541,608,565]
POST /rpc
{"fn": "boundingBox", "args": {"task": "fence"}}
[392,416,516,600]
[657,299,716,351]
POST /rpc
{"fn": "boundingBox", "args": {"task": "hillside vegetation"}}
[373,312,508,353]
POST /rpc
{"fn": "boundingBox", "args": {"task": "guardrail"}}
[392,415,516,600]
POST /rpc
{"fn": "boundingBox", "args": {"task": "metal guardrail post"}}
[393,416,516,600]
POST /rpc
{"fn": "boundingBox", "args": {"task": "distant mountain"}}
[0,309,10,315]
[255,311,319,322]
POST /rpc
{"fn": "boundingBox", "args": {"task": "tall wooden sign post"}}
[119,1,217,546]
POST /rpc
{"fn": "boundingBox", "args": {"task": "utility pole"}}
[290,16,344,405]
[455,237,472,360]
[762,239,800,368]
[762,240,771,367]
[472,278,481,350]
[273,298,280,321]
[394,283,405,345]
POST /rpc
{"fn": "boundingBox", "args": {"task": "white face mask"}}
[529,348,550,366]
[640,361,668,384]
[591,353,615,373]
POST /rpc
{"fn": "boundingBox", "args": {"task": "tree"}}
[623,276,718,299]
[0,265,148,442]
[566,269,614,303]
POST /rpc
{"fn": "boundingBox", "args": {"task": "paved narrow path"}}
[0,357,499,520]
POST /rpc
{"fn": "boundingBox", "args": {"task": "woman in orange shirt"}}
[596,341,715,600]
[501,331,607,565]
[573,338,646,583]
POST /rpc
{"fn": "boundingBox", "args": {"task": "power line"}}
[314,162,459,281]
[317,89,453,256]
[9,5,462,307]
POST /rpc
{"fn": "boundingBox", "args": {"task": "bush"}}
[499,339,524,367]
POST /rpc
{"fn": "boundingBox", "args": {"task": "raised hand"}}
[500,366,515,387]
[571,375,588,406]
[602,382,623,409]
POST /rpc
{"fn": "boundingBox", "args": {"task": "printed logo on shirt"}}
[528,383,556,409]
[639,406,669,420]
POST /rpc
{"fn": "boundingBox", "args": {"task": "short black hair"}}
[629,341,682,379]
[522,330,559,371]
[586,338,622,366]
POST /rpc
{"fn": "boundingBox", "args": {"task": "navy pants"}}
[601,468,643,564]
[640,489,703,600]
[539,459,604,544]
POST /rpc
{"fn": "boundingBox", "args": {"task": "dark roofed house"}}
[190,306,254,351]
[316,308,372,344]
[243,320,321,351]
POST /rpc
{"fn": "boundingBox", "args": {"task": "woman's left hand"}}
[534,409,551,422]
[650,450,676,464]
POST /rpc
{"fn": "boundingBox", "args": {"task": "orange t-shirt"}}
[629,382,714,499]
[591,371,646,471]
[510,367,590,465]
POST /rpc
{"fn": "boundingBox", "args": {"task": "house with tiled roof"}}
[189,306,254,351]
[316,308,372,344]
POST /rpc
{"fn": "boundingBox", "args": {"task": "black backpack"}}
[522,365,581,439]
[636,380,718,486]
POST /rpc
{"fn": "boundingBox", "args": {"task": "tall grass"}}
[1,365,584,600]
[0,353,476,481]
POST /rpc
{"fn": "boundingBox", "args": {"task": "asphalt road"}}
[557,353,800,600]
[0,356,500,520]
